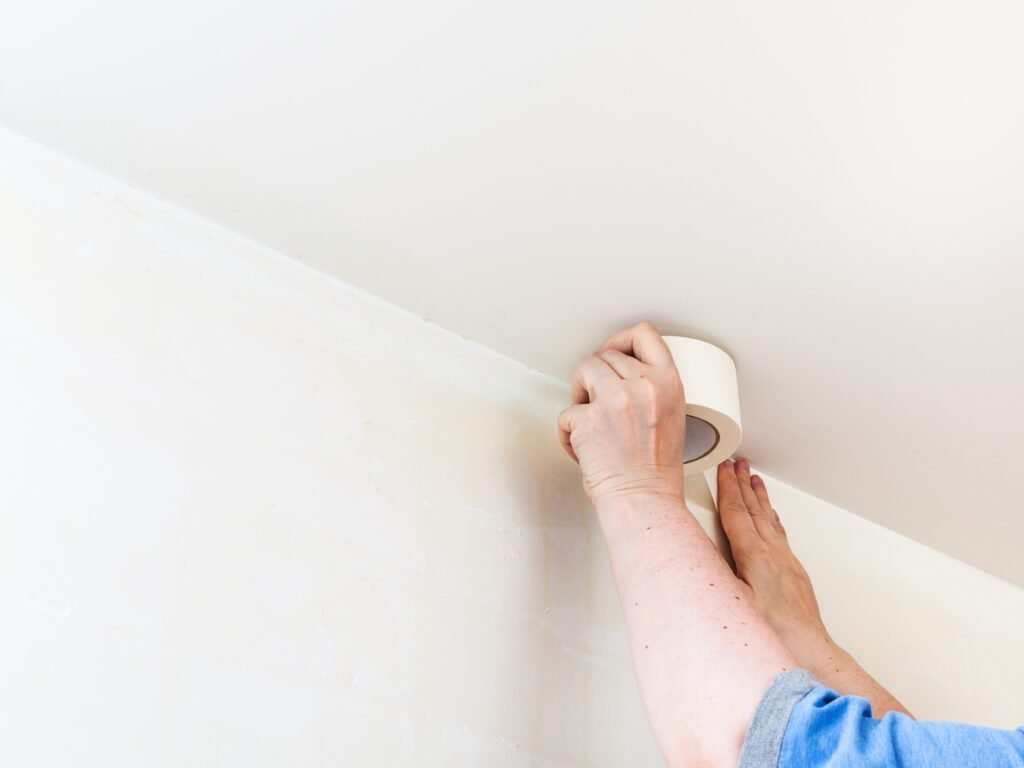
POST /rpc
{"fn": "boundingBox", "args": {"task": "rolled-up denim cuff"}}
[738,668,818,768]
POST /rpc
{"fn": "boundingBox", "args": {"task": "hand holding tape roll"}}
[559,331,741,540]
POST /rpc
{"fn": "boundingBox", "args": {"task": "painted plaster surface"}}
[765,476,1024,729]
[1,127,1022,766]
[2,0,1022,588]
[0,128,662,766]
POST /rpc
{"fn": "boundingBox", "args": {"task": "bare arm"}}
[596,494,797,765]
[717,458,912,719]
[558,323,796,767]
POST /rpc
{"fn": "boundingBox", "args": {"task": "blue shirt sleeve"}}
[781,683,1024,767]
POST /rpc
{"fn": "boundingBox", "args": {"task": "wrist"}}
[594,490,687,518]
[773,621,841,669]
[588,466,685,511]
[594,491,691,541]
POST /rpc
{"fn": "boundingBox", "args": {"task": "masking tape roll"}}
[661,336,742,476]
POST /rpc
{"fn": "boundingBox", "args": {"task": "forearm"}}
[779,626,912,718]
[596,492,797,767]
[713,459,911,721]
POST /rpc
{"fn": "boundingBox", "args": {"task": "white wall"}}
[757,475,1024,729]
[684,473,1024,729]
[0,127,662,767]
[6,0,1024,592]
[1,126,1022,768]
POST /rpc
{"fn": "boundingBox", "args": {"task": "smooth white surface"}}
[2,123,1024,767]
[760,471,1024,729]
[0,128,662,767]
[1,1,1022,586]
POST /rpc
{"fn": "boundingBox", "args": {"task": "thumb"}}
[557,403,588,463]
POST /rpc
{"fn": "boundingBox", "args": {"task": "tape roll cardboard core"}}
[684,415,720,463]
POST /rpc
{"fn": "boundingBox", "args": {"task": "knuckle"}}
[569,420,591,445]
[561,415,579,434]
[636,375,658,394]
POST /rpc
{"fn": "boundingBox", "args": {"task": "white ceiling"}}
[3,1,1023,586]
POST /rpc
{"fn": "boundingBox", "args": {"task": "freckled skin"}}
[558,323,798,768]
[558,322,909,768]
[720,457,911,718]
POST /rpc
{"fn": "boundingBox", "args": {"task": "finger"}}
[716,459,759,547]
[751,474,787,537]
[597,321,674,367]
[596,348,646,379]
[750,473,773,515]
[735,458,780,539]
[557,403,588,463]
[571,354,621,405]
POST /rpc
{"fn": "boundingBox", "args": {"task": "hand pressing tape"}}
[661,336,743,477]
